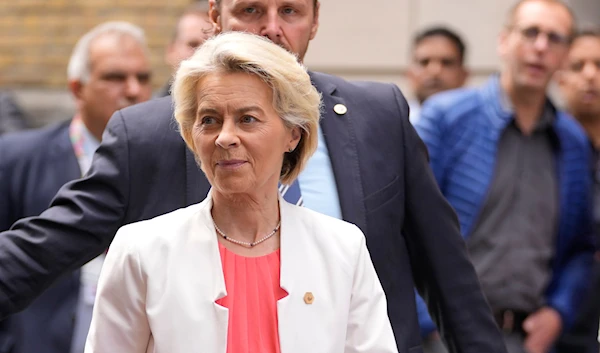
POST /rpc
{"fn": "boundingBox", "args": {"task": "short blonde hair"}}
[172,32,321,184]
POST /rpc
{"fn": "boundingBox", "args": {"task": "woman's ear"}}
[289,126,301,150]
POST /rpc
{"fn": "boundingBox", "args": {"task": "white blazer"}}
[84,194,398,353]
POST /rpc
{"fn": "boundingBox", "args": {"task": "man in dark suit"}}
[0,21,153,353]
[0,1,507,352]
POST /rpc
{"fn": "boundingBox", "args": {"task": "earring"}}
[288,147,294,153]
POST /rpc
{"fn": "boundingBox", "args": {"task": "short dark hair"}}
[572,27,600,41]
[506,0,576,37]
[412,26,467,64]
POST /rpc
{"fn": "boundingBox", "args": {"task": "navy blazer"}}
[0,72,507,353]
[0,92,27,135]
[0,121,80,353]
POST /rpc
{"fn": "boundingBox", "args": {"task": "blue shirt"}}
[298,125,342,219]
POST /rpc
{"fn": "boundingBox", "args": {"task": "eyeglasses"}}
[513,26,571,48]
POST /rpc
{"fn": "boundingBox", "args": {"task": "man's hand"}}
[522,307,562,353]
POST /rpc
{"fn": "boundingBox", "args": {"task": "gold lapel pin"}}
[303,292,314,305]
[333,104,347,116]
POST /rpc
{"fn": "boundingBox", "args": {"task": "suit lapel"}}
[54,124,82,180]
[311,72,367,231]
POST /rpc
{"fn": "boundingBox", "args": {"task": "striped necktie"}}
[279,180,303,206]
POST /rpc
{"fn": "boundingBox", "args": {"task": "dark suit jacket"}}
[0,121,80,353]
[0,72,506,353]
[0,92,27,135]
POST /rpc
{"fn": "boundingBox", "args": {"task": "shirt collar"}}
[498,84,557,133]
[80,121,100,160]
[70,114,100,162]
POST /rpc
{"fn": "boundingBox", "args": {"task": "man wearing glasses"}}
[414,1,595,353]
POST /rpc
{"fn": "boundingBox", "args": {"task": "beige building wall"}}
[304,0,600,102]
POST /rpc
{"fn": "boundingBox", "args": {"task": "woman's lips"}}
[216,160,247,169]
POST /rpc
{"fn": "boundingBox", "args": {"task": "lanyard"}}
[68,114,90,176]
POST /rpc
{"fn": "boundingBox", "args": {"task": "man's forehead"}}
[89,39,148,70]
[572,36,600,49]
[178,16,212,39]
[89,34,143,55]
[569,37,600,58]
[512,3,572,33]
[180,13,211,28]
[227,0,313,7]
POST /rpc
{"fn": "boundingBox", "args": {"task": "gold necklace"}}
[213,220,281,247]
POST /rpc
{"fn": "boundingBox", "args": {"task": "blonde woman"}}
[84,32,397,353]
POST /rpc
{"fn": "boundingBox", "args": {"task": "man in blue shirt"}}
[415,1,595,352]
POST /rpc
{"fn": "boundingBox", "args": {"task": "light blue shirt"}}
[298,125,342,219]
[408,100,421,125]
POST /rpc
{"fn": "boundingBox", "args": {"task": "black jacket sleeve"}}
[0,111,130,318]
[393,85,507,353]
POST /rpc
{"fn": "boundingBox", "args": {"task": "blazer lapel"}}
[54,124,83,179]
[189,196,229,352]
[311,72,367,232]
[278,200,306,353]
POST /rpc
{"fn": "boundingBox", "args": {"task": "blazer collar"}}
[481,74,562,145]
[191,192,350,353]
[194,191,312,298]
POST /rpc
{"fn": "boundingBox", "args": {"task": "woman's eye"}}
[201,116,216,125]
[241,116,257,123]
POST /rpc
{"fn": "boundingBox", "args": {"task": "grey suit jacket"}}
[0,72,506,353]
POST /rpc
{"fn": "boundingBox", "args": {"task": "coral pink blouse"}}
[215,242,288,353]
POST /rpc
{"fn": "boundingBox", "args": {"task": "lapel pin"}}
[333,104,347,116]
[303,292,314,305]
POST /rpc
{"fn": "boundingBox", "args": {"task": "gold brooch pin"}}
[303,292,314,304]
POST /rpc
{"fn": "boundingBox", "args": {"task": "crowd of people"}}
[0,0,598,352]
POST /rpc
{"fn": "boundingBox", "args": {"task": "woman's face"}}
[192,71,300,196]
